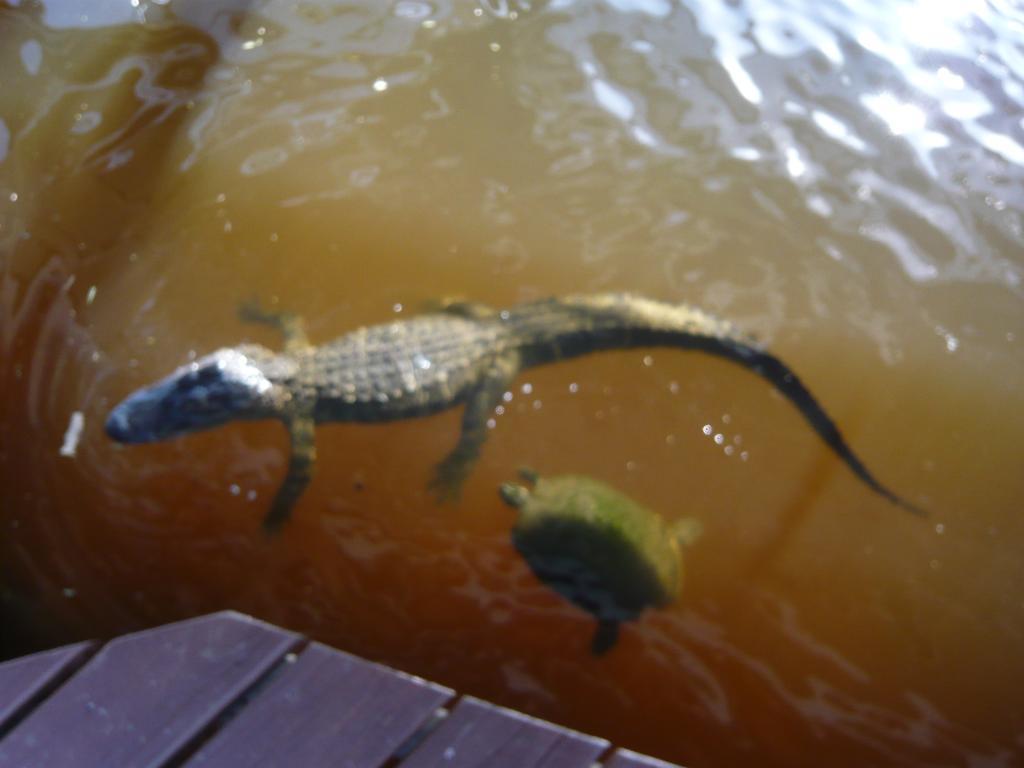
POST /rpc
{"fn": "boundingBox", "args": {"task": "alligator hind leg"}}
[263,410,316,533]
[238,298,310,353]
[422,297,497,320]
[429,351,521,502]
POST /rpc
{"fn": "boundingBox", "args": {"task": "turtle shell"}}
[502,474,695,628]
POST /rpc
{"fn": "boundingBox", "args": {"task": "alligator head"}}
[106,345,287,443]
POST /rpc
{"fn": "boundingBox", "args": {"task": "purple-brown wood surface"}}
[185,642,452,767]
[0,611,684,768]
[0,641,94,733]
[605,748,688,768]
[398,696,609,768]
[0,612,299,768]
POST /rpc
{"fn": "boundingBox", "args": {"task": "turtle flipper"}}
[517,466,540,486]
[670,517,703,547]
[590,619,620,655]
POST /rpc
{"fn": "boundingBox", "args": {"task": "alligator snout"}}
[105,398,158,444]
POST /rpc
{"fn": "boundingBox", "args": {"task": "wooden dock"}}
[0,611,680,767]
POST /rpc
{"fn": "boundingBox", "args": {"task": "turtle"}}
[499,469,702,655]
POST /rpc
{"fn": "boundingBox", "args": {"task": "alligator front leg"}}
[430,352,521,502]
[238,298,310,354]
[263,410,316,533]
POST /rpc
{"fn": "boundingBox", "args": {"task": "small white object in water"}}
[60,411,85,457]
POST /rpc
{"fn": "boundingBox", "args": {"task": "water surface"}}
[1,1,1023,766]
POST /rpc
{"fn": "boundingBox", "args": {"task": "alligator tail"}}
[689,335,925,516]
[522,295,924,516]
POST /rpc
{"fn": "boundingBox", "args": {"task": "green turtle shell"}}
[501,472,701,653]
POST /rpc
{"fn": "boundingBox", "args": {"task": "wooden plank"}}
[397,696,608,768]
[604,747,685,768]
[0,611,298,768]
[185,641,452,767]
[0,641,95,733]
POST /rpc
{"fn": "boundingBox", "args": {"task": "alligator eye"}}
[180,367,220,389]
[197,367,221,384]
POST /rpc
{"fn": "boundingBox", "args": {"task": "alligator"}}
[105,294,923,531]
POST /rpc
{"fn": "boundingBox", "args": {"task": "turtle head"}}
[499,482,531,509]
[499,467,541,508]
[106,345,284,443]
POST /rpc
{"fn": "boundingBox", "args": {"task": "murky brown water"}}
[2,0,1023,765]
